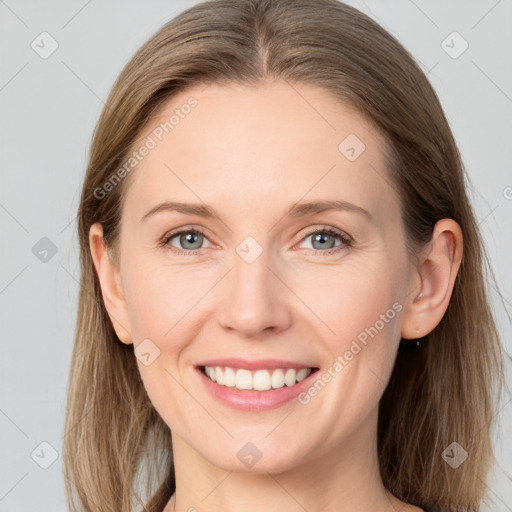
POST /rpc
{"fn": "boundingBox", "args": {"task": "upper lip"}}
[196,358,318,371]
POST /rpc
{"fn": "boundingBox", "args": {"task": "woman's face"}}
[103,80,416,472]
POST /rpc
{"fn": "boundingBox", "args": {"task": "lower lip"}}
[195,367,319,411]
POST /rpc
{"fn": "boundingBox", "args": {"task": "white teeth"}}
[203,366,313,390]
[296,368,309,382]
[253,370,272,391]
[235,369,253,390]
[223,367,236,387]
[284,368,296,387]
[271,368,285,389]
[205,366,215,381]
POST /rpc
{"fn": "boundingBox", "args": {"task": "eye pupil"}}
[312,232,335,250]
[181,231,202,250]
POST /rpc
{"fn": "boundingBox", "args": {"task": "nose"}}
[216,247,293,338]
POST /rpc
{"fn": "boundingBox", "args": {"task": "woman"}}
[63,1,505,511]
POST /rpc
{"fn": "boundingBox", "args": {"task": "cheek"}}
[341,273,406,403]
[122,254,213,343]
[297,258,403,348]
[121,257,207,426]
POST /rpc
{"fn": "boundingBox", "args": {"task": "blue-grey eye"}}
[301,230,345,251]
[168,230,211,251]
[311,232,337,250]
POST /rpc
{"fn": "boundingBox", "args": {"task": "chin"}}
[203,441,309,475]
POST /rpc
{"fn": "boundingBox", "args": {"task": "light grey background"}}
[1,0,511,510]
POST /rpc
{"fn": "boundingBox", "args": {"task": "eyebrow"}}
[140,199,372,223]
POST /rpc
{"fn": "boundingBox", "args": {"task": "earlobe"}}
[401,219,463,340]
[89,222,133,345]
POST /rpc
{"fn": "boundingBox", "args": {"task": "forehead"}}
[122,81,399,227]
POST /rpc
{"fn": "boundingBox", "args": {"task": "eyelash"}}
[159,226,353,257]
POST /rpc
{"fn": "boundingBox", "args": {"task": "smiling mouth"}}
[199,365,320,391]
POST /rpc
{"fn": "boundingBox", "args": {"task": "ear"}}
[89,222,133,345]
[401,218,463,340]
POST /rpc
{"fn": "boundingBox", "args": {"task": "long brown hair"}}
[63,1,506,510]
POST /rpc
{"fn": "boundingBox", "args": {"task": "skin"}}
[89,80,463,512]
